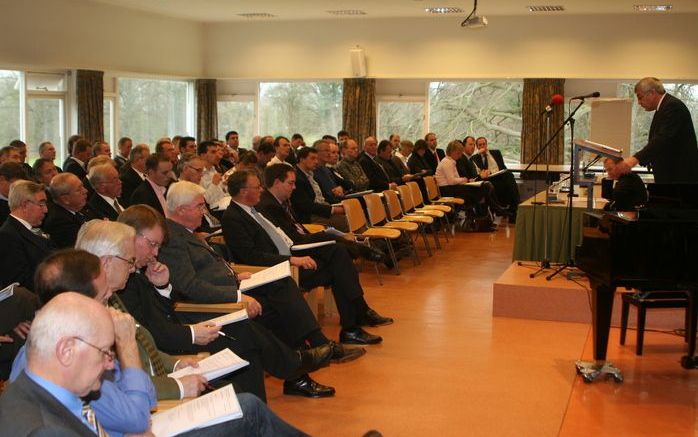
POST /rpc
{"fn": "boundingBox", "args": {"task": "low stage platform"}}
[492,262,685,331]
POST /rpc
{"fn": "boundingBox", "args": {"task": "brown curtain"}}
[342,78,376,147]
[76,70,104,143]
[521,78,565,164]
[196,79,218,142]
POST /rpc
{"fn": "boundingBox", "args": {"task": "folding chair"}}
[397,184,450,243]
[363,193,420,265]
[407,181,454,237]
[382,189,435,255]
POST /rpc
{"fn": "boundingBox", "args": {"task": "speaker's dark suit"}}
[117,272,302,402]
[130,180,165,216]
[42,204,92,249]
[222,201,364,329]
[119,166,144,207]
[423,148,446,173]
[290,167,331,223]
[633,93,698,183]
[160,219,320,347]
[0,216,52,291]
[0,371,96,436]
[87,192,120,221]
[358,152,390,191]
[63,157,87,180]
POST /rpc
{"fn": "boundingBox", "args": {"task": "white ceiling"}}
[85,0,698,22]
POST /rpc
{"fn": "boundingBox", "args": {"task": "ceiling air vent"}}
[237,13,277,19]
[425,7,464,14]
[633,5,673,12]
[326,10,367,16]
[527,5,565,12]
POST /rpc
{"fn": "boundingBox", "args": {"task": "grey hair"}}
[635,77,666,95]
[129,144,150,161]
[48,172,80,202]
[87,156,115,171]
[166,180,206,213]
[75,219,135,258]
[88,163,118,187]
[8,180,44,210]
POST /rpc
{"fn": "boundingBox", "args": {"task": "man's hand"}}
[479,169,490,179]
[12,321,31,340]
[241,294,262,318]
[331,205,345,215]
[176,374,207,398]
[331,186,345,197]
[191,322,219,345]
[175,357,200,371]
[616,157,638,176]
[237,272,252,280]
[108,307,142,369]
[0,335,13,344]
[389,182,398,190]
[145,261,170,288]
[212,172,222,186]
[290,256,317,270]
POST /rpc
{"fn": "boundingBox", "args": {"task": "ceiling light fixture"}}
[461,0,488,29]
[326,10,367,16]
[633,4,673,12]
[527,5,565,12]
[425,7,464,14]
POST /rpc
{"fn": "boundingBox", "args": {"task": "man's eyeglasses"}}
[113,255,137,269]
[26,200,48,208]
[73,337,116,361]
[138,233,162,249]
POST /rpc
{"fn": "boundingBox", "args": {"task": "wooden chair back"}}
[407,181,425,207]
[341,198,368,233]
[382,190,404,220]
[396,185,415,212]
[424,176,440,201]
[363,193,388,226]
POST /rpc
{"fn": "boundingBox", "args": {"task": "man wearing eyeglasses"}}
[0,180,53,292]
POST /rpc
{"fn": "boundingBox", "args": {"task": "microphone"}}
[541,94,564,115]
[570,91,600,100]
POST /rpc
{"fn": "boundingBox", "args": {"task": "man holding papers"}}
[222,170,393,346]
[471,137,520,222]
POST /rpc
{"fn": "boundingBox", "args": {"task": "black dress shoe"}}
[284,374,335,398]
[358,308,394,327]
[295,343,332,377]
[358,245,386,263]
[340,327,382,345]
[329,341,366,363]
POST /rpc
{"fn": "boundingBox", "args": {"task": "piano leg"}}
[575,280,624,383]
[681,287,698,369]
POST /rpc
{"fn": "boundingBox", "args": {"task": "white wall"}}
[0,0,204,77]
[204,14,698,81]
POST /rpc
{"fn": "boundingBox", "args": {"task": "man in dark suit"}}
[358,136,394,191]
[0,286,38,379]
[119,144,149,207]
[424,132,446,173]
[114,136,133,170]
[9,140,34,178]
[63,139,92,180]
[87,162,124,221]
[0,293,115,436]
[44,173,92,248]
[0,162,30,225]
[602,157,648,211]
[471,136,520,221]
[0,180,53,291]
[222,170,393,346]
[130,153,173,215]
[617,77,698,183]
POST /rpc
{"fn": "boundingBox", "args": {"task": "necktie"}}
[108,295,167,377]
[284,201,307,235]
[433,150,440,163]
[250,208,291,256]
[203,209,221,228]
[81,403,108,437]
[112,199,123,214]
[30,227,49,239]
[481,153,488,169]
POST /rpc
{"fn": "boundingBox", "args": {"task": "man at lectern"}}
[617,77,698,183]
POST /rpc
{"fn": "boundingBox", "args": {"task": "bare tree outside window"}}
[429,81,523,164]
[378,101,425,142]
[218,100,255,148]
[27,98,63,164]
[259,82,342,141]
[0,70,21,147]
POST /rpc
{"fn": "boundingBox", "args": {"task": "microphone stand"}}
[546,99,586,281]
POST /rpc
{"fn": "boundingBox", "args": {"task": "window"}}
[26,98,64,164]
[217,98,255,149]
[118,78,191,146]
[377,100,425,142]
[562,102,592,164]
[0,70,21,147]
[259,82,342,141]
[103,96,115,150]
[429,81,523,164]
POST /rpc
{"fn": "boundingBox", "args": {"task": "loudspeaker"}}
[350,47,367,78]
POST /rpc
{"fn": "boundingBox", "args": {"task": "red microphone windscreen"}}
[551,94,564,105]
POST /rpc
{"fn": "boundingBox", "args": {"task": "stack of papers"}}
[238,261,291,292]
[151,384,243,436]
[206,309,249,327]
[291,240,335,251]
[0,282,18,303]
[168,348,249,381]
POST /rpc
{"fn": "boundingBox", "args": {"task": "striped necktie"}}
[81,403,108,436]
[108,295,167,377]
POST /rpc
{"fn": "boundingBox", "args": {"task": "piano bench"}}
[620,291,689,356]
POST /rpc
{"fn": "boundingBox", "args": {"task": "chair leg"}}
[410,234,420,266]
[420,226,433,257]
[441,216,451,241]
[431,223,442,249]
[385,239,400,275]
[620,299,629,345]
[636,306,647,356]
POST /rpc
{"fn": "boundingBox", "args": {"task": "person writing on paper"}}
[615,77,698,184]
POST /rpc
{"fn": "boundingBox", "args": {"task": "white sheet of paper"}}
[0,282,17,303]
[168,348,249,381]
[291,240,335,251]
[238,261,291,292]
[206,309,249,327]
[465,181,484,187]
[151,384,243,437]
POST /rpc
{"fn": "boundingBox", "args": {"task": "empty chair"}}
[363,193,420,265]
[383,189,436,255]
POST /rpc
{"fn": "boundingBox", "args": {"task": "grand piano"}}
[575,183,698,382]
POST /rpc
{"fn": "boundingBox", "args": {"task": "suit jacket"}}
[222,201,291,267]
[87,192,120,221]
[471,149,507,172]
[159,219,239,303]
[119,166,144,207]
[407,153,434,177]
[0,198,9,226]
[423,148,446,172]
[291,167,332,223]
[42,204,92,249]
[604,173,648,211]
[0,287,39,379]
[634,93,698,183]
[0,216,52,291]
[358,152,390,191]
[114,154,128,170]
[130,180,165,216]
[375,156,405,184]
[63,157,87,180]
[0,371,95,436]
[456,155,481,180]
[258,191,332,244]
